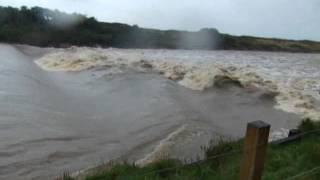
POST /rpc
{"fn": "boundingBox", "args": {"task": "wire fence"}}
[96,127,320,180]
[127,147,243,179]
[285,166,320,180]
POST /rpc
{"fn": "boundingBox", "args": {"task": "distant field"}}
[222,35,320,52]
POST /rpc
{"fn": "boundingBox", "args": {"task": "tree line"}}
[1,6,319,52]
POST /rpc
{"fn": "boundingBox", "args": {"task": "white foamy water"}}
[0,44,317,179]
[36,47,320,121]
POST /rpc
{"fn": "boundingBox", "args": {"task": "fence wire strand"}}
[119,139,271,179]
[132,148,243,178]
[101,128,320,179]
[285,166,320,180]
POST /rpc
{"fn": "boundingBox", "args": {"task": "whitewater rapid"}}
[0,44,318,179]
[36,46,320,121]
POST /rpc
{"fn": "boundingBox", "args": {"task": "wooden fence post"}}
[240,121,270,180]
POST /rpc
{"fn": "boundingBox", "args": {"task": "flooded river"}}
[1,44,319,179]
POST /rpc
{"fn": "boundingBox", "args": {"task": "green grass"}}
[64,120,320,180]
[264,135,320,180]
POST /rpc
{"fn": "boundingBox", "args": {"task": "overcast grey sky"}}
[1,0,319,41]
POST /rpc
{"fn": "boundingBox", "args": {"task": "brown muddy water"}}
[0,44,305,179]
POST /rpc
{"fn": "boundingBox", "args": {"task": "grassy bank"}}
[1,6,320,53]
[63,120,320,180]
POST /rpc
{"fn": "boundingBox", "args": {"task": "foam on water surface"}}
[36,47,320,121]
[0,44,316,179]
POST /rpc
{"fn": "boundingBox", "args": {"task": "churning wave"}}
[36,46,320,121]
[0,44,317,179]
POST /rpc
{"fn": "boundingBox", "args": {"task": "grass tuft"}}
[298,118,320,132]
[66,120,320,180]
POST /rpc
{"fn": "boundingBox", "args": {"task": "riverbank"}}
[65,119,320,180]
[1,6,320,53]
